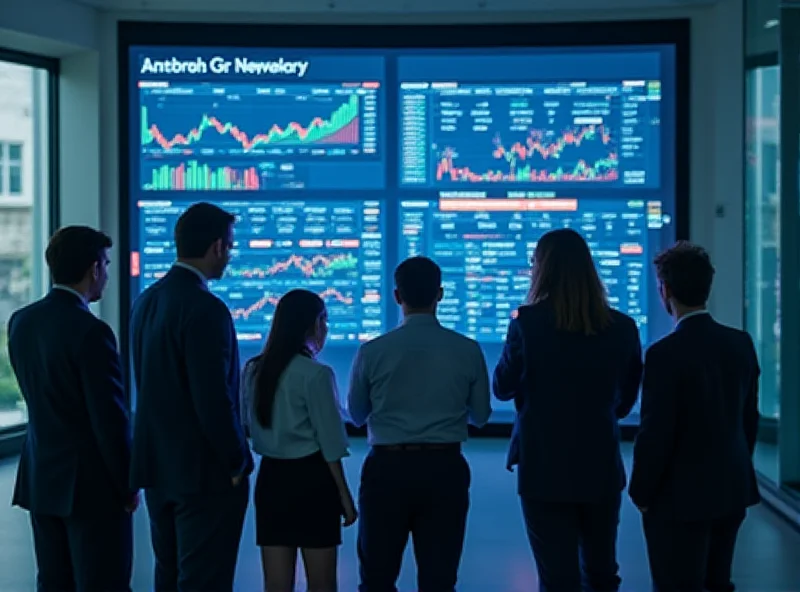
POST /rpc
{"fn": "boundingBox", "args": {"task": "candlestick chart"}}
[400,82,659,188]
[435,126,619,184]
[139,82,383,190]
[135,199,385,344]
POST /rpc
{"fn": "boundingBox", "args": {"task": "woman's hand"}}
[341,491,358,527]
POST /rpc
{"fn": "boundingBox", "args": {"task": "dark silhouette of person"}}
[241,289,357,592]
[494,228,642,592]
[630,241,760,592]
[9,226,136,591]
[348,256,491,591]
[130,202,253,591]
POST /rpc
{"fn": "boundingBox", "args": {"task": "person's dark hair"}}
[251,289,326,428]
[527,228,611,335]
[174,202,236,259]
[394,256,442,310]
[45,226,112,285]
[653,241,715,307]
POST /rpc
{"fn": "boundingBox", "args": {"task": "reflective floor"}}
[2,439,800,591]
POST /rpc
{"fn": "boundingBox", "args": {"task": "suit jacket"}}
[494,301,643,502]
[9,288,132,517]
[629,313,760,521]
[129,266,253,495]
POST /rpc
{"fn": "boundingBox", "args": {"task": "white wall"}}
[3,0,746,337]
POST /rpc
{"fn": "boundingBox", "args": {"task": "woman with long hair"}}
[241,289,357,592]
[494,228,643,592]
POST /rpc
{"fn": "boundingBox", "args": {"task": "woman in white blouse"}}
[241,289,357,592]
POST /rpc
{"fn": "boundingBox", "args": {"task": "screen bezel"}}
[117,19,691,423]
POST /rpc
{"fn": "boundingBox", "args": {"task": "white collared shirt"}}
[52,284,88,309]
[172,261,208,286]
[241,355,350,462]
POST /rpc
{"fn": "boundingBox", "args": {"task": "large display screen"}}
[125,39,682,424]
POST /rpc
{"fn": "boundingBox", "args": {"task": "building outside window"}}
[0,56,53,429]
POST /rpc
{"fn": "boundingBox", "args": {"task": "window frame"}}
[0,140,25,197]
[743,52,780,444]
[0,47,60,437]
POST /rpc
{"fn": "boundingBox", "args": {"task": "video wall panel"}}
[122,24,687,424]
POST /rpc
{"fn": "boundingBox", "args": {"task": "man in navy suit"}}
[9,226,136,591]
[630,241,760,592]
[130,202,253,592]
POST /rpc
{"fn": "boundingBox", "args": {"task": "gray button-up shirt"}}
[347,314,492,445]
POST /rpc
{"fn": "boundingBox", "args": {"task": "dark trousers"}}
[520,493,622,592]
[30,510,133,592]
[642,510,746,592]
[357,447,471,592]
[144,479,249,592]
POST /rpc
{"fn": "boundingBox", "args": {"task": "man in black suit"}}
[9,226,136,591]
[630,241,760,592]
[130,202,253,592]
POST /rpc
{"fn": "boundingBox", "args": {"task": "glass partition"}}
[745,65,781,423]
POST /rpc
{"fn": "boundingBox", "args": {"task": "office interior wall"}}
[746,0,779,56]
[0,0,99,56]
[0,0,745,341]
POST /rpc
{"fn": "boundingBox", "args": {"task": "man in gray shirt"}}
[347,256,492,591]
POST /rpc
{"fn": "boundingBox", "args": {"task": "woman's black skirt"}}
[254,451,342,549]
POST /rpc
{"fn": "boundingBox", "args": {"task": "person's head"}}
[252,289,327,427]
[393,256,443,316]
[45,226,113,302]
[174,202,235,280]
[527,228,610,335]
[653,241,714,318]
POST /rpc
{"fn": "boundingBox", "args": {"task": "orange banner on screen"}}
[438,198,578,212]
[130,252,140,277]
[620,243,644,255]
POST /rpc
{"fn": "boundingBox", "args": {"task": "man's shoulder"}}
[436,324,482,353]
[135,278,228,317]
[361,321,481,357]
[357,330,393,356]
[8,299,40,326]
[12,295,94,331]
[645,331,679,360]
[713,320,752,343]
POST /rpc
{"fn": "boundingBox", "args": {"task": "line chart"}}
[135,199,384,345]
[141,94,361,151]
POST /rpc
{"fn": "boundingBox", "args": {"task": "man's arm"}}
[346,345,371,427]
[468,343,492,427]
[743,334,761,455]
[79,322,134,505]
[617,321,644,419]
[184,301,249,479]
[493,316,525,402]
[629,345,678,509]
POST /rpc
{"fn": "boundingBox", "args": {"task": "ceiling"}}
[66,0,720,14]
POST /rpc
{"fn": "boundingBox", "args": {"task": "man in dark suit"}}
[130,202,253,592]
[8,226,136,591]
[630,241,760,592]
